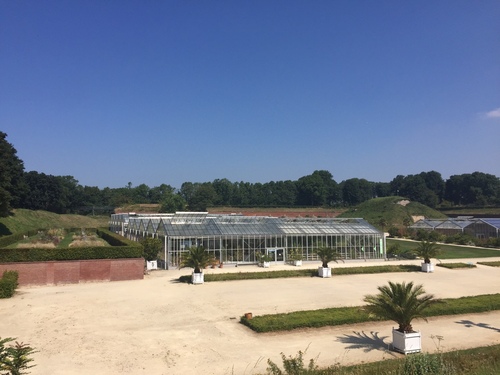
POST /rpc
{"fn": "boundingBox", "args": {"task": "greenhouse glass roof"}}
[113,213,382,237]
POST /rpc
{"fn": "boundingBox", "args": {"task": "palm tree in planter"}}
[414,241,441,273]
[363,281,437,354]
[314,246,343,278]
[179,246,214,284]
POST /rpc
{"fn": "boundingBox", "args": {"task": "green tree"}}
[341,178,373,206]
[363,281,437,332]
[0,132,26,216]
[160,193,186,213]
[140,237,162,262]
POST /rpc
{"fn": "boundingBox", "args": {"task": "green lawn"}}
[387,238,500,259]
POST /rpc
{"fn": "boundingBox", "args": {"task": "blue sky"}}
[1,1,499,189]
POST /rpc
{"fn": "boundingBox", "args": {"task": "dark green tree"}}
[140,237,163,262]
[0,132,26,216]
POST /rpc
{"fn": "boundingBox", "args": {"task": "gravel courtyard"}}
[2,257,500,375]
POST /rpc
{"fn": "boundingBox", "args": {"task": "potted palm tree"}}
[179,246,214,284]
[314,246,343,278]
[363,281,437,354]
[414,241,441,273]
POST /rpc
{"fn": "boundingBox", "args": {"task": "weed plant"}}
[263,344,500,375]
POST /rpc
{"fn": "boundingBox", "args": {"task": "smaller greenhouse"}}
[411,218,500,239]
[110,212,386,269]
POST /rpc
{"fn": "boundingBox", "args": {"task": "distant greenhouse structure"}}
[110,212,386,269]
[410,218,500,239]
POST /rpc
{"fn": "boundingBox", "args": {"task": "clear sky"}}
[1,1,499,189]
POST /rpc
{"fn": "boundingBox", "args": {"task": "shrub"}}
[0,270,18,298]
[388,226,400,238]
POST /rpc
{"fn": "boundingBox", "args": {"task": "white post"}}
[164,235,167,270]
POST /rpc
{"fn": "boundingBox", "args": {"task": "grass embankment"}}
[178,264,421,283]
[0,209,109,236]
[242,293,500,333]
[338,196,447,228]
[387,238,500,259]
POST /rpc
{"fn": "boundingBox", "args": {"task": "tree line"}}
[1,131,499,217]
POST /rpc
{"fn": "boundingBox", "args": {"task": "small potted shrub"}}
[314,246,343,278]
[363,281,437,354]
[258,253,273,268]
[288,249,303,266]
[414,241,441,273]
[179,246,214,284]
[140,237,162,270]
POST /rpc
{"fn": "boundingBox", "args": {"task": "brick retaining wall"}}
[0,258,144,286]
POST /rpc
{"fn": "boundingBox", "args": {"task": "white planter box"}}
[293,260,302,267]
[262,261,271,268]
[192,272,204,284]
[392,329,421,354]
[421,262,435,273]
[318,267,331,278]
[146,260,157,270]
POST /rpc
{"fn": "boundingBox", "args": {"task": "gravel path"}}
[2,257,500,375]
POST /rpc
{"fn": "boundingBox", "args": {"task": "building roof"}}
[111,212,382,237]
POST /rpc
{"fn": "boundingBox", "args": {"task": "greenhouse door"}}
[266,248,284,263]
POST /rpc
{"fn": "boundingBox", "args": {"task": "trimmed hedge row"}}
[0,228,143,263]
[241,293,500,333]
[0,270,19,298]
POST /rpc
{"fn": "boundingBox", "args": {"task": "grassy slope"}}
[0,209,109,236]
[338,196,447,228]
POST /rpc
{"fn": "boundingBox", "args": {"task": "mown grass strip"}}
[478,261,500,267]
[241,293,500,333]
[178,264,422,283]
[437,262,476,269]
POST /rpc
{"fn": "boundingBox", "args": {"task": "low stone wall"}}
[0,258,144,286]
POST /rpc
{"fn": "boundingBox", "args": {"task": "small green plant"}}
[0,337,37,375]
[267,348,318,375]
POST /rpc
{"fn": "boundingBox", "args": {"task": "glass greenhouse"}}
[110,212,386,269]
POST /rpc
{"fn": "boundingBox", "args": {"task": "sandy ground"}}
[2,257,500,375]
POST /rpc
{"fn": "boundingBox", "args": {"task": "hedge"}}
[0,228,143,263]
[0,270,19,298]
